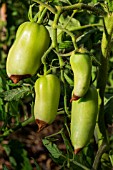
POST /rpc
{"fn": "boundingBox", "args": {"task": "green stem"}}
[53,15,69,116]
[22,116,34,126]
[52,6,62,48]
[61,70,70,117]
[96,12,113,152]
[53,50,74,57]
[41,44,53,75]
[55,25,78,50]
[33,1,106,17]
[64,83,70,117]
[45,128,63,139]
[92,143,108,170]
[37,7,48,24]
[0,116,34,139]
[64,120,71,138]
[70,159,90,170]
[28,4,36,22]
[57,54,64,69]
[61,3,106,16]
[52,9,70,115]
[92,13,113,170]
[64,10,76,28]
[70,23,103,32]
[33,0,57,14]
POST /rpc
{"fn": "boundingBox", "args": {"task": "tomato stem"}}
[92,142,108,170]
[52,7,62,48]
[54,25,78,50]
[95,12,113,168]
[97,13,113,145]
[45,128,63,139]
[70,159,90,170]
[33,0,57,14]
[60,69,70,117]
[69,23,103,32]
[28,4,34,22]
[37,7,47,24]
[61,3,106,16]
[53,50,74,57]
[0,116,34,139]
[41,44,53,75]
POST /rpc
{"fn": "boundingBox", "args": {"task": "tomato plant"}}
[0,0,113,169]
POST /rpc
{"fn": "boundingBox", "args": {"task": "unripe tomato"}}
[6,22,50,83]
[71,85,98,154]
[34,74,60,131]
[70,51,92,101]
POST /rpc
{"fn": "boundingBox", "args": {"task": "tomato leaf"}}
[3,86,32,101]
[42,138,62,159]
[59,15,81,31]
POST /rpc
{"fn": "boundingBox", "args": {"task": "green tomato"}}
[70,51,92,101]
[34,74,60,131]
[71,85,98,154]
[6,21,50,83]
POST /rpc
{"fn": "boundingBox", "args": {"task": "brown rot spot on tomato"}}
[36,119,48,132]
[10,74,31,83]
[74,148,82,154]
[70,93,80,102]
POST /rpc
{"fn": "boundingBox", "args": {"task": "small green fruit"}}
[34,74,60,131]
[71,85,98,154]
[70,51,92,101]
[6,21,50,83]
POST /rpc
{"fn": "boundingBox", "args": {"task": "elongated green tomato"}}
[34,74,60,131]
[6,21,50,83]
[71,85,98,154]
[70,50,92,101]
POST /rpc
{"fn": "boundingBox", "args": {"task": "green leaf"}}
[59,41,73,49]
[42,138,62,159]
[59,15,81,31]
[107,0,113,12]
[3,86,32,101]
[92,0,98,3]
